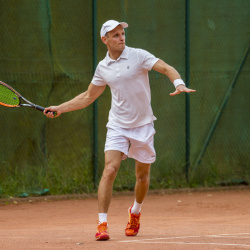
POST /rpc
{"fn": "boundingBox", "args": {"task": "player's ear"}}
[101,36,108,45]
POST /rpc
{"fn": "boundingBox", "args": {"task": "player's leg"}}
[134,161,151,204]
[98,150,123,213]
[125,161,151,236]
[123,122,155,236]
[95,150,123,241]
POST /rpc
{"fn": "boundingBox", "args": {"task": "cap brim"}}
[100,21,128,38]
[108,22,128,33]
[119,22,128,28]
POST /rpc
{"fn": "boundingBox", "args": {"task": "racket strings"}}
[0,84,19,106]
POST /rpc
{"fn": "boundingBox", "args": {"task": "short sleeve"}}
[137,49,159,71]
[91,64,106,86]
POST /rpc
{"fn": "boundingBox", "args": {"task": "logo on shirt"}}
[127,66,130,69]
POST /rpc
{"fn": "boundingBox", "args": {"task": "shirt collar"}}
[106,46,129,65]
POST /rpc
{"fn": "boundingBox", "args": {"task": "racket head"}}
[0,81,21,107]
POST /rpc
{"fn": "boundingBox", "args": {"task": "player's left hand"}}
[170,85,196,96]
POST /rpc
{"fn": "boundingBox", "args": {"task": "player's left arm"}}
[152,59,196,96]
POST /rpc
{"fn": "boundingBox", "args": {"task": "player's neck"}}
[108,49,123,61]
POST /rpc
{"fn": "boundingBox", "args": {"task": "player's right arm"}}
[44,83,106,118]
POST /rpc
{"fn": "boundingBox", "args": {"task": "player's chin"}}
[118,44,125,50]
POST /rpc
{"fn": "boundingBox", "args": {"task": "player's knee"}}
[137,174,149,185]
[103,164,119,180]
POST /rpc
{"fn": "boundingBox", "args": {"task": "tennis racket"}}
[0,81,56,116]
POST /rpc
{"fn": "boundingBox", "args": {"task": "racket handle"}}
[35,105,57,117]
[35,105,45,112]
[45,109,57,117]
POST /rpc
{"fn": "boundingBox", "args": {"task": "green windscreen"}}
[0,0,249,195]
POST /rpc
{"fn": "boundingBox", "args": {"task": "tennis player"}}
[44,20,196,241]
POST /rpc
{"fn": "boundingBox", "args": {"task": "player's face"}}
[105,25,126,52]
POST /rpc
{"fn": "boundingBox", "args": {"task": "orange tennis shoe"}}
[125,206,141,236]
[95,222,110,241]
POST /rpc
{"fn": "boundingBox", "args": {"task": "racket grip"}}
[35,105,45,112]
[36,105,57,117]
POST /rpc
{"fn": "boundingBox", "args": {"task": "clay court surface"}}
[1,187,250,250]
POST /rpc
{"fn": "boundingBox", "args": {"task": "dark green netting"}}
[0,0,249,195]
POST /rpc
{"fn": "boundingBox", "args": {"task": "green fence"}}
[0,0,249,196]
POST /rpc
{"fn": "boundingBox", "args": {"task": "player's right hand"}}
[44,106,60,118]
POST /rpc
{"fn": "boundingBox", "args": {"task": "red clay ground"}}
[1,187,250,250]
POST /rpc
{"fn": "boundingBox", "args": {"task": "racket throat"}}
[20,103,44,112]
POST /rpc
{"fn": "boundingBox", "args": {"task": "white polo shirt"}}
[91,46,159,128]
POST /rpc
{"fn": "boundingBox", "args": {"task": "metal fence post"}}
[185,0,190,183]
[92,0,98,188]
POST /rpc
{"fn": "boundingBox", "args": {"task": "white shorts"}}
[104,123,156,164]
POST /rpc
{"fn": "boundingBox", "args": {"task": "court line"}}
[120,233,250,245]
[120,236,201,243]
[131,242,250,247]
[207,233,250,238]
[209,236,250,239]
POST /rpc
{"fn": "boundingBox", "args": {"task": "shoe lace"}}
[129,215,139,228]
[97,221,108,232]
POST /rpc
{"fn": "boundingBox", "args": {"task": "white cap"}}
[100,20,128,38]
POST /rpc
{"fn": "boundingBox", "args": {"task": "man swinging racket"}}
[44,20,196,240]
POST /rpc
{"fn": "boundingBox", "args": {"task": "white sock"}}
[131,200,142,215]
[98,213,107,224]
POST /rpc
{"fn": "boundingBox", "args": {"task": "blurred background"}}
[0,0,249,197]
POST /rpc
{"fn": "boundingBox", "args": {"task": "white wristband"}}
[173,79,186,88]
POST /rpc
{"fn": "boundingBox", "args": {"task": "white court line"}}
[119,233,250,247]
[207,233,250,238]
[132,242,250,247]
[218,233,250,235]
[209,236,250,239]
[120,236,202,243]
[208,233,250,236]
